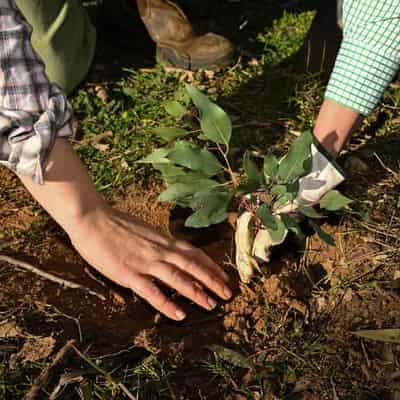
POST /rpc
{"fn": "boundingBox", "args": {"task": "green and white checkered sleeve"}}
[325,0,400,116]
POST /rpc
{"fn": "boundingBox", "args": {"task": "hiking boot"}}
[136,0,234,69]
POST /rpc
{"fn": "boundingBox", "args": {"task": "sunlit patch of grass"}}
[257,10,316,66]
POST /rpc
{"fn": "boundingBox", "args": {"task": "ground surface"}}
[1,1,400,399]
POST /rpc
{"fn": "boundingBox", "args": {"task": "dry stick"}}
[24,340,76,400]
[119,383,138,400]
[330,376,340,400]
[71,343,138,400]
[374,152,398,177]
[0,255,106,301]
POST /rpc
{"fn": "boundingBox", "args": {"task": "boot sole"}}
[156,46,234,70]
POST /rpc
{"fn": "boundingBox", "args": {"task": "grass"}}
[1,0,400,399]
[70,4,317,192]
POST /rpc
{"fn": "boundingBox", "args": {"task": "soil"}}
[1,167,400,399]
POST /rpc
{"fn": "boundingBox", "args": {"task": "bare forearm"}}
[313,99,361,157]
[19,139,107,234]
[18,139,232,320]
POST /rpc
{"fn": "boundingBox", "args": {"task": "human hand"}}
[235,134,345,283]
[276,140,345,214]
[66,205,232,321]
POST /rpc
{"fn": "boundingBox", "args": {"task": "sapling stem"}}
[192,113,237,187]
[216,142,239,188]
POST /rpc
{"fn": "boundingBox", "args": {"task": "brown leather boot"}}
[136,0,234,69]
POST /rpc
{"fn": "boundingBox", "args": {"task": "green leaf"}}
[256,204,277,230]
[286,180,300,195]
[243,151,263,186]
[168,141,224,176]
[207,345,252,369]
[153,127,189,142]
[138,148,171,164]
[236,182,260,195]
[320,190,352,211]
[155,165,208,185]
[185,190,232,228]
[158,179,218,204]
[271,184,287,198]
[281,214,304,239]
[278,131,313,182]
[174,173,216,185]
[309,220,335,246]
[352,329,400,344]
[267,216,287,243]
[298,205,323,219]
[154,164,186,184]
[274,193,294,209]
[174,89,190,106]
[185,84,232,145]
[164,100,187,118]
[263,152,279,181]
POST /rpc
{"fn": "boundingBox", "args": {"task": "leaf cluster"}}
[139,84,233,228]
[244,131,351,245]
[139,85,352,245]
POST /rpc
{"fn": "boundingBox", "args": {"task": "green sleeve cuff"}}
[325,38,399,116]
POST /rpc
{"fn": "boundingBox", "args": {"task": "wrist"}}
[62,199,111,239]
[313,99,361,158]
[312,126,341,158]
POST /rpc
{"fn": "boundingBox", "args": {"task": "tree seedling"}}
[139,84,352,282]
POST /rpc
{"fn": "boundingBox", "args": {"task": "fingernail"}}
[207,297,217,310]
[223,287,232,300]
[176,310,186,320]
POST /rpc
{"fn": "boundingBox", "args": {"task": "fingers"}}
[130,274,186,321]
[192,248,230,283]
[174,241,230,282]
[166,252,232,301]
[148,262,218,312]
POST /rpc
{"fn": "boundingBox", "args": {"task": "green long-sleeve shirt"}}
[326,0,400,115]
[15,0,96,94]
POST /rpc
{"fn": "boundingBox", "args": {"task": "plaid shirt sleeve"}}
[325,0,400,115]
[0,0,73,184]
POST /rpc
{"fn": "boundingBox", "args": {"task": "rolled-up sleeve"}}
[325,0,400,116]
[0,0,73,184]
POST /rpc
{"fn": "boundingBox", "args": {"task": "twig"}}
[50,372,85,400]
[330,376,339,400]
[38,303,83,343]
[119,383,138,400]
[216,142,239,188]
[71,344,138,400]
[0,255,106,301]
[280,345,306,364]
[373,152,398,177]
[84,267,107,287]
[24,339,76,400]
[360,339,371,368]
